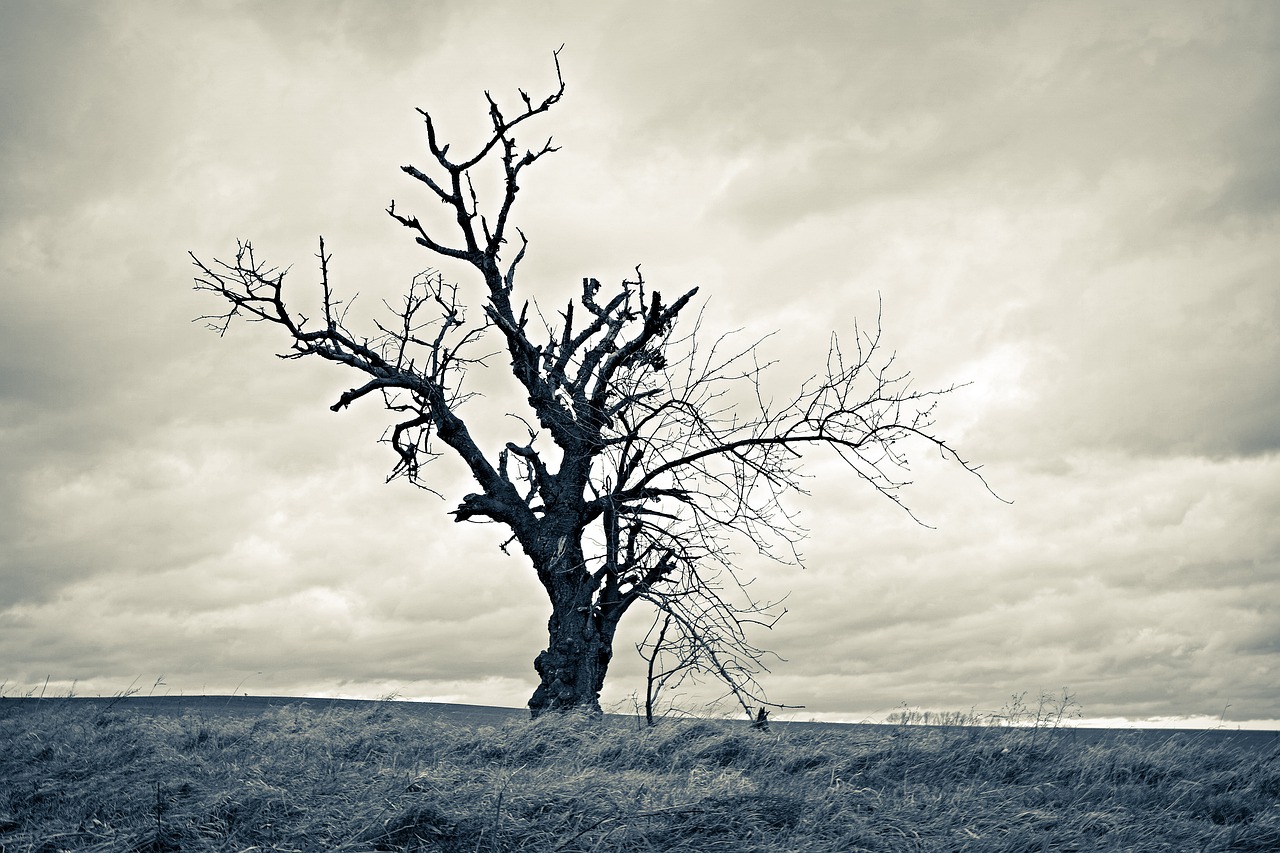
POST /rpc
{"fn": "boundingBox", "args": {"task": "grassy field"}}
[2,698,1277,852]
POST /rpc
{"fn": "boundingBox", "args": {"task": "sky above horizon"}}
[2,0,1278,727]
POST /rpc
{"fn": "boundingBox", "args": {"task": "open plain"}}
[2,696,1277,851]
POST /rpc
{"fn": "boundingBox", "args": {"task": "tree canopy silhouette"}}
[191,51,997,716]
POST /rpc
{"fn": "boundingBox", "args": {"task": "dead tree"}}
[190,51,998,717]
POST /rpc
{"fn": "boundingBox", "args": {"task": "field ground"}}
[2,696,1278,851]
[6,694,1275,752]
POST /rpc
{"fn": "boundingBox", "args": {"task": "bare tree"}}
[190,52,998,717]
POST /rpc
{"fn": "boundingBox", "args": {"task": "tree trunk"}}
[528,621,610,716]
[527,562,618,716]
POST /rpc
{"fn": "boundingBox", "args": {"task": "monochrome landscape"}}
[3,1,1278,727]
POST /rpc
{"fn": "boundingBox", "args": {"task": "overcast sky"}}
[2,0,1277,727]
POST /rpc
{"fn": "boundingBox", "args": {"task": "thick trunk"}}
[527,548,620,716]
[528,599,615,716]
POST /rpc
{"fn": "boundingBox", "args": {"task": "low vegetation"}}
[2,697,1277,851]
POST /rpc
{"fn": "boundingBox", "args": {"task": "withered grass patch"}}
[2,699,1277,851]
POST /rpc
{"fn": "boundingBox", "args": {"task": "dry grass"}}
[2,698,1277,851]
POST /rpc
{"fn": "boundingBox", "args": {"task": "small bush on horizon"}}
[883,688,1083,728]
[1,698,1277,851]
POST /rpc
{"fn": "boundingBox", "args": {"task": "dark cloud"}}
[235,0,465,69]
[0,2,110,210]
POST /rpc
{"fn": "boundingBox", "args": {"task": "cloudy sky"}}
[2,1,1277,727]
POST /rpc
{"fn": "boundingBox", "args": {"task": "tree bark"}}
[529,613,610,716]
[528,562,619,716]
